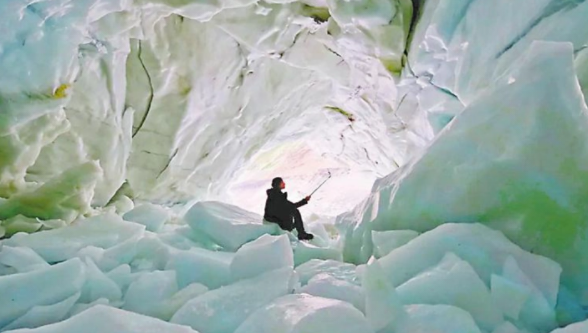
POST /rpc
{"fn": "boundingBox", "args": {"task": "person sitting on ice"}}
[264,177,315,240]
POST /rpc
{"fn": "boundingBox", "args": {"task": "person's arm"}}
[293,195,311,208]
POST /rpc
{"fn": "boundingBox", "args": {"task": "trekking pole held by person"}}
[309,170,332,196]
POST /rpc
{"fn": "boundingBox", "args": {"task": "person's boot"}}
[298,231,314,241]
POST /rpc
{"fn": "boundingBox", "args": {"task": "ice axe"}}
[309,170,332,196]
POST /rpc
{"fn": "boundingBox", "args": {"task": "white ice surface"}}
[122,270,178,320]
[0,246,49,273]
[491,321,523,333]
[362,259,405,332]
[551,320,588,333]
[377,223,561,309]
[371,230,419,258]
[3,213,144,263]
[170,268,297,333]
[184,201,280,251]
[298,273,365,312]
[230,234,293,281]
[0,206,582,333]
[3,305,199,333]
[292,239,342,266]
[0,259,85,329]
[79,257,122,304]
[234,294,373,333]
[491,274,530,321]
[2,293,80,331]
[398,304,483,333]
[396,252,503,331]
[165,247,233,289]
[295,259,360,286]
[348,41,588,300]
[123,203,170,232]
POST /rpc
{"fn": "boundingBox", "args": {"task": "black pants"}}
[276,208,306,234]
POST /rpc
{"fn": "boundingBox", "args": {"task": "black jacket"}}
[264,188,308,223]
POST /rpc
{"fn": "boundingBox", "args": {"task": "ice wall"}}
[400,0,588,128]
[0,0,418,226]
[336,0,588,303]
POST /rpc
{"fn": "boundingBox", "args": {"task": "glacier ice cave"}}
[3,0,588,332]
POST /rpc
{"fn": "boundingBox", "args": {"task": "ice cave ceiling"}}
[0,0,421,217]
